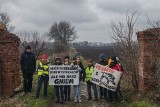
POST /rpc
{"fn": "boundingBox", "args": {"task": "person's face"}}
[65,58,69,62]
[26,49,31,52]
[56,59,61,64]
[88,62,92,66]
[99,58,103,61]
[42,58,47,63]
[76,58,81,63]
[110,61,115,66]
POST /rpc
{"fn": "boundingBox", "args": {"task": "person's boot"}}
[88,96,92,100]
[68,97,71,101]
[64,97,67,101]
[60,100,64,104]
[78,97,82,103]
[55,99,60,103]
[94,96,98,101]
[74,97,77,103]
[100,96,103,99]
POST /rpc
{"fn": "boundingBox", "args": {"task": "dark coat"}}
[99,59,108,66]
[20,51,36,73]
[74,62,86,82]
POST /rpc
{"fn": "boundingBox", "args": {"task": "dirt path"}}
[51,83,112,107]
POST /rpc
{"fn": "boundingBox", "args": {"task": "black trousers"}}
[54,86,64,101]
[100,86,107,98]
[114,82,123,100]
[23,72,33,93]
[87,81,98,99]
[64,85,71,100]
[108,90,113,102]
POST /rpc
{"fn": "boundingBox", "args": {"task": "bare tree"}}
[17,30,48,60]
[48,21,77,52]
[147,16,160,28]
[0,11,15,32]
[109,11,140,91]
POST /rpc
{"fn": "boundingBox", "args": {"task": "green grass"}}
[113,101,159,107]
[112,91,160,107]
[18,74,54,107]
[0,74,54,107]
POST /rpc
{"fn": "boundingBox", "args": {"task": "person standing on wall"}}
[35,54,49,98]
[63,56,71,101]
[98,53,108,99]
[73,56,86,103]
[85,59,98,101]
[54,57,64,104]
[20,46,36,94]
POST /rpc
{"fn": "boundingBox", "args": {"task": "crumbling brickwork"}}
[0,30,21,97]
[137,28,160,94]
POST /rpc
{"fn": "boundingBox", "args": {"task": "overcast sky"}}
[0,0,160,43]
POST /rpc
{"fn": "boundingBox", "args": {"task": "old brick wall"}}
[137,28,160,94]
[0,30,21,97]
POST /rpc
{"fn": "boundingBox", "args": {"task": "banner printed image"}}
[99,72,116,86]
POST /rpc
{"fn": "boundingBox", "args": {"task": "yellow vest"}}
[85,66,94,81]
[38,62,49,76]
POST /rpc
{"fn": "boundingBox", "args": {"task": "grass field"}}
[0,74,54,107]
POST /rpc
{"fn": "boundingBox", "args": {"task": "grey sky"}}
[0,0,160,43]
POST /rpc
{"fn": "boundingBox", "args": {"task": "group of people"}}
[20,46,124,104]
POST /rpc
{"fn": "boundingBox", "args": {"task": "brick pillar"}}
[0,31,21,97]
[137,28,160,94]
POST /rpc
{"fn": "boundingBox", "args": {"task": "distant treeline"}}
[75,46,117,62]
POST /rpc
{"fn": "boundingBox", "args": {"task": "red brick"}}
[0,31,21,97]
[137,28,160,94]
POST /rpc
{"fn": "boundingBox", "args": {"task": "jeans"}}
[87,81,98,99]
[73,81,82,99]
[54,85,64,101]
[64,85,71,100]
[23,73,33,93]
[36,75,49,98]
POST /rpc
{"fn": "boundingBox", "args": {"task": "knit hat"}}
[64,56,69,59]
[111,56,118,64]
[99,53,106,60]
[87,59,93,63]
[26,46,31,49]
[41,54,47,59]
[55,57,61,61]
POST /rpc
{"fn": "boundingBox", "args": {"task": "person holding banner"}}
[54,57,64,104]
[35,54,49,99]
[85,59,98,101]
[63,56,71,101]
[73,56,86,103]
[98,53,108,99]
[109,56,124,103]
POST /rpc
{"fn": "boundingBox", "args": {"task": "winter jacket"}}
[111,64,123,75]
[20,51,36,73]
[74,62,86,82]
[99,59,108,66]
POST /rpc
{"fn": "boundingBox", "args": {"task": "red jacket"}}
[112,64,123,75]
